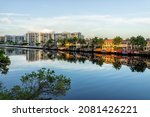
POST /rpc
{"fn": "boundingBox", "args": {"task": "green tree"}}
[0,50,11,74]
[91,37,99,50]
[0,68,71,100]
[46,38,53,46]
[113,36,123,45]
[130,36,147,50]
[78,38,86,48]
[98,38,104,49]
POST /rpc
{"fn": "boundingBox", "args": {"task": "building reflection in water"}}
[3,48,150,72]
[26,49,49,62]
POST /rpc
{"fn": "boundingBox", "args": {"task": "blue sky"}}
[0,0,150,38]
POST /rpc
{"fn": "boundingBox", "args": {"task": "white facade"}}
[26,32,53,46]
[5,35,25,44]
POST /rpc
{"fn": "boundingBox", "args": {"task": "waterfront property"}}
[25,32,54,46]
[0,36,5,43]
[5,35,25,45]
[144,39,150,52]
[1,32,150,55]
[102,39,115,52]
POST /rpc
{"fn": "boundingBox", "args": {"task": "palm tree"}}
[78,38,86,49]
[113,36,123,50]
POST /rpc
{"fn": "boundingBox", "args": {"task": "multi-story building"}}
[26,32,40,46]
[54,32,83,40]
[14,36,25,44]
[25,32,84,46]
[70,32,82,39]
[40,33,53,45]
[5,35,14,43]
[26,32,53,46]
[121,39,132,51]
[0,36,5,43]
[5,35,25,44]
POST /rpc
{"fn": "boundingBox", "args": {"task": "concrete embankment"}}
[0,44,43,49]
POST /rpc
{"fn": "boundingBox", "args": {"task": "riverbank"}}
[1,44,150,57]
[0,44,43,49]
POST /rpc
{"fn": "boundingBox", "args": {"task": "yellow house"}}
[102,39,115,52]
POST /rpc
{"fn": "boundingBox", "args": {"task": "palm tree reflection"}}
[46,51,149,73]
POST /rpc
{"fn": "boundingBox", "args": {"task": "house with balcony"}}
[102,39,115,52]
[26,32,53,46]
[143,39,150,52]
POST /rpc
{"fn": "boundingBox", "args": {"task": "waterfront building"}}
[102,39,115,52]
[40,33,53,46]
[5,35,14,43]
[144,39,150,52]
[14,36,25,44]
[26,32,40,46]
[121,39,132,51]
[70,32,82,39]
[0,36,5,43]
[5,35,25,44]
[54,32,83,40]
[25,32,53,46]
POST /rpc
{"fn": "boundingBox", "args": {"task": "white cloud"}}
[0,17,13,24]
[0,12,29,17]
[1,14,150,37]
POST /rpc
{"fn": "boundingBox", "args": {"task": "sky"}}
[0,0,150,38]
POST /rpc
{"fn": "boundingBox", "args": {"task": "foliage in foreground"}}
[0,68,71,100]
[0,50,11,74]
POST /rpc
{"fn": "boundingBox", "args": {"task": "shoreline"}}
[1,44,150,57]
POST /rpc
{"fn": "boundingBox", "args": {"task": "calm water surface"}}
[0,47,150,100]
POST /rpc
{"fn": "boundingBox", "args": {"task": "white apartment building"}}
[5,35,25,44]
[54,32,83,41]
[26,32,54,46]
[14,36,25,44]
[26,32,84,46]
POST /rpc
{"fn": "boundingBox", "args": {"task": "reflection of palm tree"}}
[92,57,104,67]
[0,68,71,100]
[113,58,122,70]
[130,59,147,72]
[0,50,11,74]
[46,50,149,73]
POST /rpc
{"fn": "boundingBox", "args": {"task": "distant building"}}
[70,32,82,39]
[26,32,53,46]
[54,32,83,41]
[0,36,5,43]
[5,35,25,44]
[14,36,25,44]
[5,35,14,43]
